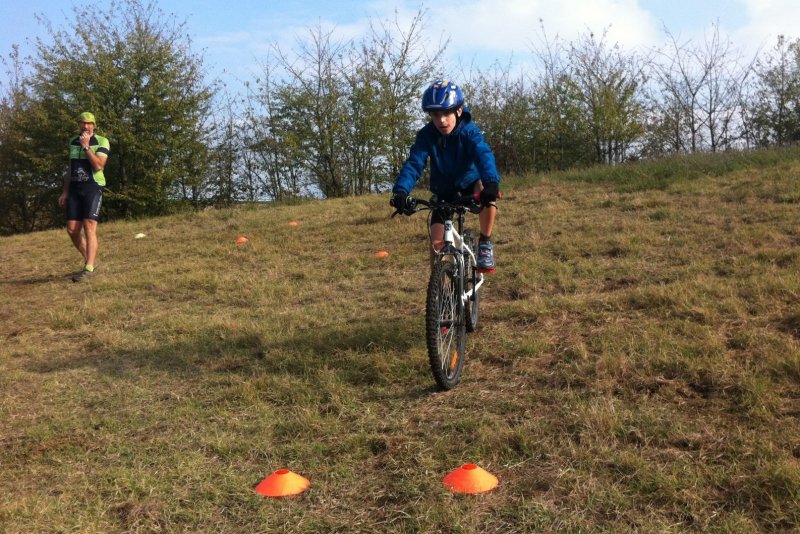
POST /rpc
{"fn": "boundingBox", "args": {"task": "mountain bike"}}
[393,193,486,390]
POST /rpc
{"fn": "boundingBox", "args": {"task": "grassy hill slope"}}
[1,150,799,533]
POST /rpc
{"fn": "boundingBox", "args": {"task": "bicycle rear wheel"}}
[462,230,481,332]
[426,256,466,390]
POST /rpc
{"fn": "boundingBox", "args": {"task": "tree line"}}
[1,0,799,235]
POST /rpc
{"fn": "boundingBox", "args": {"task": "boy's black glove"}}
[390,192,409,213]
[480,182,499,207]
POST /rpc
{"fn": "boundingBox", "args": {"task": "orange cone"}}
[288,220,299,227]
[235,236,249,245]
[375,250,389,258]
[442,464,499,494]
[255,469,310,497]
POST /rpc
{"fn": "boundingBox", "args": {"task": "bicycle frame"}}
[437,218,484,306]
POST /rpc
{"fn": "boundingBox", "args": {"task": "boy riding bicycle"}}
[390,80,501,272]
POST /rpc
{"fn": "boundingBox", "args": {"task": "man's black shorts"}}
[66,182,103,221]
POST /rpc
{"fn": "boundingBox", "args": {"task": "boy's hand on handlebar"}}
[390,192,407,210]
[479,182,499,207]
[390,192,414,215]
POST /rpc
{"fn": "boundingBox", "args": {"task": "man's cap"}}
[77,112,96,124]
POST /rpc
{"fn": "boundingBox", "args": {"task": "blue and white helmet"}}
[421,80,465,112]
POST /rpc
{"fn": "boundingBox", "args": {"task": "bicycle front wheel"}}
[425,257,466,390]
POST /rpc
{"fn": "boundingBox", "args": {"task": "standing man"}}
[58,112,110,282]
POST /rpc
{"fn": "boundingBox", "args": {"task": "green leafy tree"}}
[242,57,310,201]
[343,53,387,195]
[27,0,214,218]
[527,25,594,172]
[246,9,440,199]
[568,30,647,164]
[744,36,800,147]
[532,72,594,171]
[362,10,440,183]
[0,47,62,234]
[342,10,440,194]
[273,24,350,198]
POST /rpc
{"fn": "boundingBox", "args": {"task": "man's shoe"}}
[477,242,496,273]
[72,269,94,282]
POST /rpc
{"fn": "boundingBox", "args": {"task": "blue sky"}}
[2,0,797,94]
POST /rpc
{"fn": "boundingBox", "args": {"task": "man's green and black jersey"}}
[70,134,110,186]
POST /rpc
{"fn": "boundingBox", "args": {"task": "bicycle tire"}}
[462,230,481,332]
[426,256,466,390]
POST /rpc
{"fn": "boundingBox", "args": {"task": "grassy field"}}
[1,149,799,533]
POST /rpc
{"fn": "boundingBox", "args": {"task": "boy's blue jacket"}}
[393,108,500,198]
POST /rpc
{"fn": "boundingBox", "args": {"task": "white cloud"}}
[737,0,800,53]
[200,0,666,80]
[196,0,800,94]
[424,0,660,58]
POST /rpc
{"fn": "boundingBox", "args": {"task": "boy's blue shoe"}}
[477,242,496,273]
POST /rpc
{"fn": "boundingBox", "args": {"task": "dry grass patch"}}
[2,150,799,532]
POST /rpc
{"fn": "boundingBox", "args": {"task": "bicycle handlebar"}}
[392,192,501,218]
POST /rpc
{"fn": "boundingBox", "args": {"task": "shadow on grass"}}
[0,272,73,285]
[21,314,437,397]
